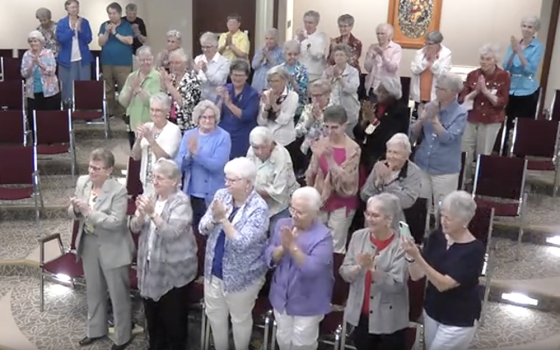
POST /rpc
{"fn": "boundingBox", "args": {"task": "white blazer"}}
[410,45,452,102]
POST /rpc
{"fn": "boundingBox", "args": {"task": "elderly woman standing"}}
[132,93,182,195]
[295,10,329,82]
[21,31,61,127]
[156,30,182,71]
[56,0,93,106]
[159,48,202,133]
[218,13,250,62]
[266,186,333,350]
[323,44,360,137]
[410,30,452,111]
[35,8,58,58]
[175,100,232,227]
[217,59,260,159]
[403,191,485,350]
[199,157,269,350]
[130,159,197,350]
[194,32,230,102]
[328,14,362,71]
[341,193,409,350]
[119,46,162,147]
[411,72,467,216]
[69,148,133,349]
[247,126,299,232]
[364,24,402,100]
[280,40,309,119]
[306,105,360,254]
[251,28,285,93]
[459,43,510,179]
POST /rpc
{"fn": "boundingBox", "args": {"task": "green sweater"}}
[118,69,162,130]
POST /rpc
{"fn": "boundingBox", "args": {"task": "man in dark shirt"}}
[122,3,147,54]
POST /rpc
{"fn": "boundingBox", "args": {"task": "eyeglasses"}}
[88,164,106,172]
[225,177,242,184]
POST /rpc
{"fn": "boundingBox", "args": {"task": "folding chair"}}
[400,76,411,103]
[468,206,495,326]
[472,155,527,260]
[509,118,560,196]
[458,151,467,190]
[125,157,143,215]
[0,57,22,81]
[406,276,427,350]
[72,80,110,139]
[193,233,208,349]
[0,49,13,58]
[321,253,349,350]
[33,110,77,181]
[549,89,560,121]
[38,220,84,311]
[0,80,25,110]
[0,110,26,144]
[403,198,428,244]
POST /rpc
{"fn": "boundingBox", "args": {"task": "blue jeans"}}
[269,208,291,236]
[58,61,92,103]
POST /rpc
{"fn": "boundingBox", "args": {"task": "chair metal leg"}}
[516,194,527,261]
[271,320,277,350]
[200,302,206,350]
[340,321,347,349]
[204,313,211,350]
[263,311,271,350]
[553,168,559,197]
[40,274,44,312]
[334,325,342,350]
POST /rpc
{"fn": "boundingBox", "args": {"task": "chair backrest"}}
[403,198,428,244]
[473,155,526,200]
[468,206,494,249]
[408,276,426,322]
[70,220,80,250]
[0,145,35,185]
[74,80,104,110]
[1,57,22,81]
[126,157,143,197]
[0,80,24,110]
[0,49,13,59]
[34,110,72,145]
[458,151,466,190]
[0,110,25,144]
[551,90,560,121]
[17,50,27,59]
[332,253,349,306]
[510,118,560,158]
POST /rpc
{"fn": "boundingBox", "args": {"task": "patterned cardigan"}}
[129,190,198,302]
[169,69,202,132]
[198,188,269,293]
[20,49,60,98]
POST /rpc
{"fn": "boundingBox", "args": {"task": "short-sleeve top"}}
[98,21,134,66]
[422,229,485,327]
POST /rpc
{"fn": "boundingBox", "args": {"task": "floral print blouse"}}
[168,70,202,132]
[37,22,59,58]
[281,61,309,117]
[20,49,60,98]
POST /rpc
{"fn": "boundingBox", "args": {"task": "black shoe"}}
[78,336,104,346]
[111,338,133,350]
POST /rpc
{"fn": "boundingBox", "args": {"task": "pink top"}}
[364,41,403,91]
[169,100,177,121]
[319,147,359,213]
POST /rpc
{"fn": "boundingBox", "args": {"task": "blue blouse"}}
[502,37,544,96]
[251,45,285,92]
[33,67,43,93]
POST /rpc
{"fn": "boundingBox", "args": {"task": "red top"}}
[362,233,395,314]
[319,147,359,213]
[169,100,177,121]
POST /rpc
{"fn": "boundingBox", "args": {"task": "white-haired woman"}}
[323,43,360,137]
[35,7,58,57]
[403,190,485,350]
[119,46,162,147]
[199,157,269,350]
[21,30,61,129]
[295,10,329,82]
[411,72,467,215]
[328,14,362,71]
[265,186,333,350]
[247,126,299,232]
[132,93,182,195]
[175,100,232,227]
[503,16,544,143]
[280,40,309,119]
[251,28,285,92]
[364,23,402,100]
[156,30,182,71]
[341,193,409,350]
[194,31,230,102]
[159,48,202,132]
[129,159,197,350]
[459,43,511,180]
[410,30,452,110]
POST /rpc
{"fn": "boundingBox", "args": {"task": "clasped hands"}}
[210,199,227,223]
[278,225,299,254]
[70,197,91,216]
[136,195,155,217]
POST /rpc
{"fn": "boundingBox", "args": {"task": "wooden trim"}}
[387,0,443,49]
[538,0,560,118]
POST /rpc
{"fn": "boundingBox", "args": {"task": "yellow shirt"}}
[218,30,250,62]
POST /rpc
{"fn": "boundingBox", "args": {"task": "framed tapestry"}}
[387,0,443,49]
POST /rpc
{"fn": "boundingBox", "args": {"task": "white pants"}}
[273,309,324,350]
[419,171,459,214]
[461,121,502,179]
[321,208,355,254]
[204,276,265,350]
[424,311,477,350]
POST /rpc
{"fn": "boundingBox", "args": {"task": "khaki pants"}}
[321,208,355,254]
[102,65,132,117]
[461,122,502,180]
[419,171,459,216]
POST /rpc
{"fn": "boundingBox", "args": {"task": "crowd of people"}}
[22,1,545,349]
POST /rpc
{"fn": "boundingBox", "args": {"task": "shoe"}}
[78,336,104,346]
[111,338,133,350]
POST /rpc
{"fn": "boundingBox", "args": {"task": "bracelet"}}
[405,256,415,263]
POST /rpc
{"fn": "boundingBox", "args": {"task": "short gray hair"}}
[521,15,541,31]
[230,59,251,76]
[28,30,45,43]
[125,3,137,11]
[323,105,348,125]
[167,30,182,41]
[265,28,279,40]
[367,193,402,229]
[377,23,394,37]
[169,48,188,64]
[331,43,351,57]
[149,92,172,112]
[267,65,290,81]
[425,30,444,44]
[386,133,412,155]
[479,43,501,62]
[224,157,258,183]
[441,190,477,223]
[192,100,221,124]
[153,158,181,182]
[303,10,320,23]
[375,76,402,100]
[292,186,322,212]
[436,72,464,93]
[200,32,219,47]
[36,8,52,20]
[283,40,300,54]
[90,148,115,168]
[309,79,332,95]
[136,46,153,58]
[337,14,354,27]
[249,126,274,146]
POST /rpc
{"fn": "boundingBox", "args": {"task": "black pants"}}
[190,196,207,230]
[501,90,539,154]
[143,283,191,350]
[353,314,407,350]
[285,138,309,176]
[27,93,61,131]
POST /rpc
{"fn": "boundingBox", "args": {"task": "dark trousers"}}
[127,131,135,149]
[27,93,61,131]
[190,196,207,230]
[143,283,191,350]
[353,314,407,350]
[285,138,309,176]
[501,89,539,154]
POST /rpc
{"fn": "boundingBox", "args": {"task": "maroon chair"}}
[0,80,25,111]
[472,155,527,260]
[509,118,560,196]
[129,229,139,291]
[125,157,143,215]
[406,276,427,350]
[319,253,349,349]
[549,89,560,121]
[403,198,428,244]
[458,151,467,190]
[0,110,26,144]
[33,110,76,180]
[192,233,209,349]
[72,80,110,138]
[0,57,23,81]
[0,49,13,58]
[38,220,85,311]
